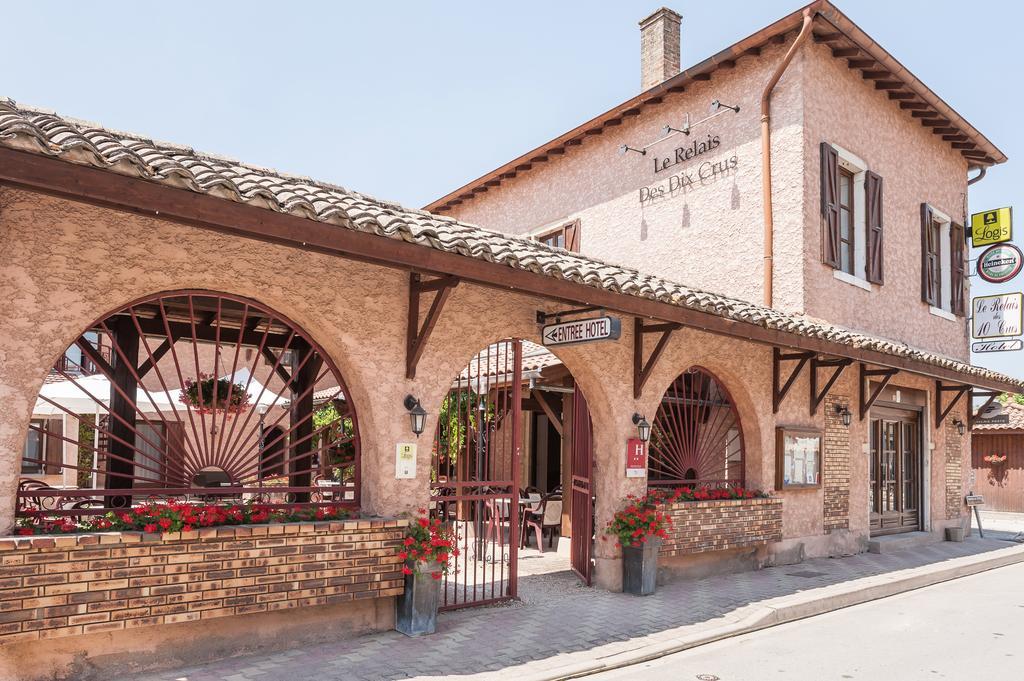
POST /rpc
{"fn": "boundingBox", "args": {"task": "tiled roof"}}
[1,97,1021,391]
[974,402,1024,431]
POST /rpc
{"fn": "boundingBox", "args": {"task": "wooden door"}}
[569,386,594,585]
[869,406,921,535]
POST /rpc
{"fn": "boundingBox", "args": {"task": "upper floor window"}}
[535,219,580,252]
[821,143,884,286]
[920,204,966,317]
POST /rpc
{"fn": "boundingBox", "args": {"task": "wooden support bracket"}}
[809,357,852,415]
[772,348,814,413]
[261,347,293,387]
[75,337,115,378]
[968,389,1001,429]
[531,389,563,436]
[633,318,681,399]
[858,363,899,420]
[935,380,971,429]
[406,273,459,379]
[137,338,173,378]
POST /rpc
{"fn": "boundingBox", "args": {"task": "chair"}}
[521,494,563,552]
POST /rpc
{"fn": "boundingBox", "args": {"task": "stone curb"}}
[513,542,1024,681]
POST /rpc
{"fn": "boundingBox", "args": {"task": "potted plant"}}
[395,509,458,636]
[179,373,251,415]
[604,490,671,596]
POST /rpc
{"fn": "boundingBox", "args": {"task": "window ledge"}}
[832,270,873,292]
[929,306,957,322]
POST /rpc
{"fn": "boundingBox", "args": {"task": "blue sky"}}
[2,1,1021,379]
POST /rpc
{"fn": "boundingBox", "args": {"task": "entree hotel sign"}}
[541,316,621,347]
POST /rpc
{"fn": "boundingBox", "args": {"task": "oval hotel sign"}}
[977,243,1023,284]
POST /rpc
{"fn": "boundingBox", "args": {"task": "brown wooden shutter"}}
[820,143,840,268]
[950,221,966,316]
[920,203,937,305]
[564,220,581,252]
[44,417,63,475]
[864,171,884,284]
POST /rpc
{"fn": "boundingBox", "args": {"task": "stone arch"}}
[11,288,363,521]
[646,363,757,489]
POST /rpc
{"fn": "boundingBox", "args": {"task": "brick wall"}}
[946,421,964,520]
[824,394,851,531]
[659,497,783,557]
[0,519,405,643]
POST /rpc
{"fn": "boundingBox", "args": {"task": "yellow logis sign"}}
[971,207,1013,247]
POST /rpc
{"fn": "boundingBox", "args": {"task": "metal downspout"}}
[761,8,814,308]
[967,166,987,185]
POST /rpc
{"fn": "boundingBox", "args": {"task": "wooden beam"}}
[935,380,970,429]
[921,118,952,127]
[1,147,1018,393]
[831,48,860,58]
[75,336,115,378]
[127,317,293,348]
[137,337,172,378]
[406,273,459,379]
[773,348,814,413]
[874,80,904,90]
[813,32,843,43]
[900,101,931,110]
[810,357,852,416]
[261,347,293,388]
[633,318,681,399]
[859,364,899,420]
[531,389,563,437]
[969,390,1001,429]
[887,92,916,100]
[861,70,891,80]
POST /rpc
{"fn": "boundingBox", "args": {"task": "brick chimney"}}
[639,7,682,90]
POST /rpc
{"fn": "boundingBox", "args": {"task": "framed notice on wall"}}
[775,427,822,490]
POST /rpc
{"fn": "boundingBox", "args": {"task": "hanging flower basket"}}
[180,374,251,415]
[983,454,1008,465]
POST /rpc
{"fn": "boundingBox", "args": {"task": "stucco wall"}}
[441,41,972,361]
[0,187,970,592]
[801,40,970,360]
[443,41,808,314]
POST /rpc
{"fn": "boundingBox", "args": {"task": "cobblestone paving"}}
[123,537,1018,681]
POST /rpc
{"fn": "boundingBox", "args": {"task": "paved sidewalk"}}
[124,537,1024,681]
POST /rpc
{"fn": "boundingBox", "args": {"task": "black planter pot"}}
[395,561,441,636]
[622,538,662,596]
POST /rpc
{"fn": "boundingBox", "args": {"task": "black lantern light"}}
[404,395,427,437]
[632,413,652,443]
[834,404,853,427]
[953,419,966,436]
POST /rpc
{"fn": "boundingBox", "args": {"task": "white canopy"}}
[32,369,287,418]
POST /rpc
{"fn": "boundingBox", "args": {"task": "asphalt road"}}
[594,560,1024,681]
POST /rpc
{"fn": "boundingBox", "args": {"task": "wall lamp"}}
[953,418,966,436]
[709,99,740,113]
[618,144,646,156]
[834,403,853,427]
[632,413,652,443]
[662,124,690,137]
[403,395,427,437]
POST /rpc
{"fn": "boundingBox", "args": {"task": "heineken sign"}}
[541,316,621,347]
[977,243,1023,284]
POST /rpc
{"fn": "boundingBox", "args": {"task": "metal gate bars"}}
[430,339,522,610]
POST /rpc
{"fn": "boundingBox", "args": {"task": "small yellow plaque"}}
[971,207,1012,247]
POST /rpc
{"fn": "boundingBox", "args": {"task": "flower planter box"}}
[0,518,407,645]
[658,497,783,557]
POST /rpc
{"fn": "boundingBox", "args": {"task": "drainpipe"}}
[761,8,814,308]
[967,166,987,186]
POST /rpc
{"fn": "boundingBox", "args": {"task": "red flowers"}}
[398,509,457,580]
[605,485,771,548]
[15,502,355,536]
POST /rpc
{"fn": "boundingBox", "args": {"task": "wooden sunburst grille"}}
[647,367,744,488]
[17,291,359,517]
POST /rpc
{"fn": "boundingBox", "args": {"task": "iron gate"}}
[570,385,594,585]
[430,339,522,610]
